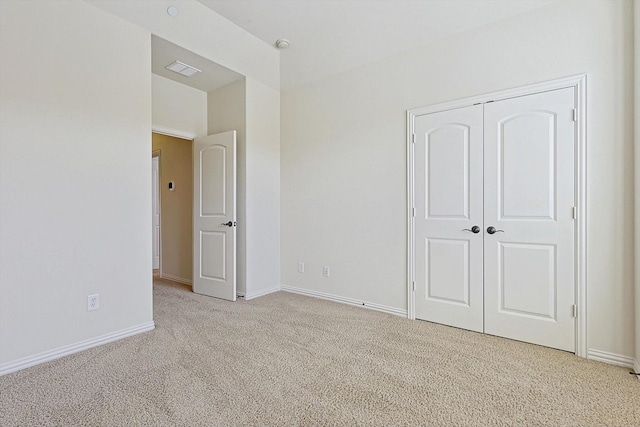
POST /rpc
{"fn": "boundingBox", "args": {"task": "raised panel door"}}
[193,131,237,301]
[414,105,484,332]
[483,88,575,351]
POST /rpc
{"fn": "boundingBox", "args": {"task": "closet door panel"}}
[414,104,484,332]
[483,88,576,352]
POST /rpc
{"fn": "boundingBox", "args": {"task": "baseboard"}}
[634,359,640,380]
[281,284,407,317]
[587,349,635,368]
[159,273,192,286]
[0,321,155,376]
[244,285,281,301]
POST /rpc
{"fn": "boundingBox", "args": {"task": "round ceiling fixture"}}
[167,6,178,17]
[275,39,290,49]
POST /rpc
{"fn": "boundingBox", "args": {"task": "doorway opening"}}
[151,132,194,286]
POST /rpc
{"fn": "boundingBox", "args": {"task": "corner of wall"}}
[244,77,281,297]
[207,79,248,295]
[633,0,640,381]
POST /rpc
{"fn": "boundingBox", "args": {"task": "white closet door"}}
[483,88,576,352]
[414,105,484,332]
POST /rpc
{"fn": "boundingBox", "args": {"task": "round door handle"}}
[487,226,504,234]
[463,226,481,234]
[220,221,235,227]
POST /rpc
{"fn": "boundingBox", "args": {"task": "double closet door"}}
[413,88,576,352]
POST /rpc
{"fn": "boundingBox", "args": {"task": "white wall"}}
[281,0,636,359]
[208,80,247,295]
[152,74,207,136]
[245,78,281,299]
[0,1,153,369]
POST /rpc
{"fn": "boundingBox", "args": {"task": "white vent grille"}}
[165,61,201,77]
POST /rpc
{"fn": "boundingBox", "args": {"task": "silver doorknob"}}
[487,226,504,234]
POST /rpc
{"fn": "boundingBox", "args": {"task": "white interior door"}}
[193,131,237,301]
[414,104,484,332]
[152,156,160,270]
[483,88,575,352]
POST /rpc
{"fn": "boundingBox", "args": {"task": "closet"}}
[412,87,577,352]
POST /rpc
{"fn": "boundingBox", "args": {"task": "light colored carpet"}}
[1,279,638,426]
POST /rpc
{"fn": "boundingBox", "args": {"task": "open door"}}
[193,131,236,301]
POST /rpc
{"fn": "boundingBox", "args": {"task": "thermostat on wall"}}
[168,181,175,191]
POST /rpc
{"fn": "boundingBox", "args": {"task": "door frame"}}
[151,125,197,284]
[152,150,162,274]
[406,74,587,357]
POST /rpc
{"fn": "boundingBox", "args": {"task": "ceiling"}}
[198,0,558,89]
[151,35,243,92]
[153,0,558,92]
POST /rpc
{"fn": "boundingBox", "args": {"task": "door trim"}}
[152,150,162,276]
[152,124,198,141]
[406,74,587,357]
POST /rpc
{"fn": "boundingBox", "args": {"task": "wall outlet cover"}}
[87,294,100,311]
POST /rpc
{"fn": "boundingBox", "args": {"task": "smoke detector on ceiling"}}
[275,39,290,49]
[165,61,201,77]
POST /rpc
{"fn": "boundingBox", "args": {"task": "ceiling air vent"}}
[165,61,201,77]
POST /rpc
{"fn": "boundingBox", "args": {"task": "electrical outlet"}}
[298,262,305,273]
[87,294,99,311]
[323,266,330,277]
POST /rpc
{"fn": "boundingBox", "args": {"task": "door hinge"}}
[412,281,416,292]
[572,108,577,122]
[572,207,577,219]
[412,207,416,217]
[572,304,577,318]
[411,133,416,144]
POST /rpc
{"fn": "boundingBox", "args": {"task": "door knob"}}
[487,226,504,234]
[463,226,481,234]
[220,221,235,227]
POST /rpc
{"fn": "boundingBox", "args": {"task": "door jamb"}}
[152,125,198,141]
[406,74,587,357]
[152,150,162,276]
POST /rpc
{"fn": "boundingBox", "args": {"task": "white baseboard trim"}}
[281,284,407,317]
[244,285,281,301]
[634,360,640,380]
[587,349,635,368]
[237,291,246,298]
[159,273,192,286]
[0,321,155,376]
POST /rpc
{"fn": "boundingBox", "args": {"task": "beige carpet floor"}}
[1,279,638,426]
